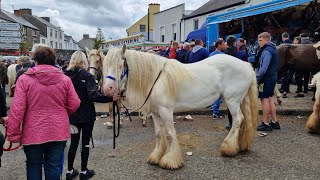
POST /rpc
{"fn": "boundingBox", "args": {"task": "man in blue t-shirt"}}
[209,39,229,128]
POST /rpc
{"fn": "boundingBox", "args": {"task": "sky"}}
[1,0,209,41]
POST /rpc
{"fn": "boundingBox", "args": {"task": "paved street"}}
[1,114,320,180]
[1,85,319,179]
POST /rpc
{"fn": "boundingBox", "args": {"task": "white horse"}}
[306,72,320,133]
[7,64,18,97]
[86,47,150,127]
[102,45,258,169]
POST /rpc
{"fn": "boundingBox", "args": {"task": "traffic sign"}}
[0,31,22,37]
[0,43,20,49]
[0,23,21,31]
[0,37,22,43]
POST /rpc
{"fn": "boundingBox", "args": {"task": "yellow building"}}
[126,3,160,41]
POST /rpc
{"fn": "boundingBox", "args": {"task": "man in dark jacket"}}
[65,51,119,180]
[0,83,7,167]
[176,42,190,63]
[189,39,210,63]
[256,32,280,131]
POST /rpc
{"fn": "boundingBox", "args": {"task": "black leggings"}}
[67,122,94,171]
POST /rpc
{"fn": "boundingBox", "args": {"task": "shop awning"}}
[186,27,206,43]
[207,0,313,25]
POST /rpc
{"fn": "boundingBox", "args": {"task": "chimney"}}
[41,17,50,22]
[83,34,90,39]
[14,8,32,16]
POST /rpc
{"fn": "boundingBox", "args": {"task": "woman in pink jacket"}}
[7,47,80,180]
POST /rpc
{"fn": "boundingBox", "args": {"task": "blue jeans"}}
[212,97,222,115]
[23,141,66,180]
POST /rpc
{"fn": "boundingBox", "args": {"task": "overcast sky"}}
[1,0,209,41]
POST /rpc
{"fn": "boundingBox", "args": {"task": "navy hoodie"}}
[189,45,210,63]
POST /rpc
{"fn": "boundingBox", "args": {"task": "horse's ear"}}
[121,45,127,57]
[97,47,102,53]
[85,47,90,56]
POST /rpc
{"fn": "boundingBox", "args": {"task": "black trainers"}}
[270,121,280,129]
[66,169,79,180]
[257,122,272,131]
[225,123,232,131]
[294,94,304,98]
[80,169,95,180]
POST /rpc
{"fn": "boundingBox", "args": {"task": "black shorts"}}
[258,80,276,99]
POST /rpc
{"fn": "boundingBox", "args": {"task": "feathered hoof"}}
[219,140,239,157]
[159,154,183,170]
[142,123,147,127]
[277,98,282,105]
[147,152,160,165]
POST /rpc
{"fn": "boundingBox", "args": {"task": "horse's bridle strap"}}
[106,76,116,81]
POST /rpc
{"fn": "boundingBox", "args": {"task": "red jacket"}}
[169,47,177,59]
[7,65,80,145]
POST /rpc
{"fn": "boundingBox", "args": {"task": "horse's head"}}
[86,47,104,77]
[103,45,128,96]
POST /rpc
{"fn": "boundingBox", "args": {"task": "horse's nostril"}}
[109,87,113,91]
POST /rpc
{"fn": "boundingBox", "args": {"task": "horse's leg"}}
[147,112,167,165]
[158,107,182,169]
[274,87,282,105]
[106,102,114,128]
[220,100,243,156]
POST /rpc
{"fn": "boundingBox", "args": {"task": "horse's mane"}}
[105,48,192,109]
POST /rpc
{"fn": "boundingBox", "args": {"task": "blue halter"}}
[106,68,128,81]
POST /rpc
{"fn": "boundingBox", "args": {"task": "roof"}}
[184,10,194,16]
[78,37,94,50]
[32,15,60,29]
[1,10,39,30]
[154,4,185,15]
[0,10,15,22]
[184,0,246,20]
[64,35,79,44]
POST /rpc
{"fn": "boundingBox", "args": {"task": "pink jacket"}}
[7,65,80,145]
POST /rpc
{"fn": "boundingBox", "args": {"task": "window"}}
[160,26,165,42]
[50,29,53,37]
[172,23,177,41]
[140,25,146,32]
[55,30,57,38]
[60,43,62,49]
[32,29,37,36]
[33,39,37,45]
[50,41,53,47]
[42,39,45,44]
[194,19,199,30]
[60,32,62,39]
[22,27,26,34]
[55,42,58,48]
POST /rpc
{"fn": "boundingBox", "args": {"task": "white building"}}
[153,4,192,44]
[32,16,64,49]
[64,35,79,50]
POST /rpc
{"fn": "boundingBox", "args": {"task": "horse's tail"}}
[238,69,259,151]
[7,64,17,97]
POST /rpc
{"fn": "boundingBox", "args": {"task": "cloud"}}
[38,9,60,18]
[1,0,209,41]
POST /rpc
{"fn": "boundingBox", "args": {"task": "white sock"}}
[81,170,87,174]
[67,169,73,174]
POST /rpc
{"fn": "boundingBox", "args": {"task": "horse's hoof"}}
[277,99,282,105]
[159,154,183,170]
[107,126,113,129]
[142,123,147,127]
[220,140,239,157]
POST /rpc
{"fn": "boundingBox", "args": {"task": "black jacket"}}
[65,68,113,124]
[0,84,6,118]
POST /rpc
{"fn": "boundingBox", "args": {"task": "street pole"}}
[148,8,150,42]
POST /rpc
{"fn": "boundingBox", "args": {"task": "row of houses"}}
[0,6,79,53]
[123,0,269,46]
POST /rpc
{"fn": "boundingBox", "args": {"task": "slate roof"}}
[32,15,60,29]
[1,9,39,30]
[78,37,94,50]
[183,0,246,19]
